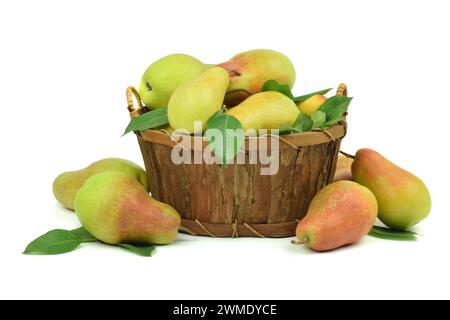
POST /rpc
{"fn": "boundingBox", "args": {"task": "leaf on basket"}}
[321,116,344,129]
[278,125,295,135]
[209,109,225,122]
[123,107,169,135]
[23,229,82,255]
[293,88,333,102]
[318,95,352,124]
[261,79,294,99]
[206,113,244,165]
[301,114,313,132]
[311,110,327,128]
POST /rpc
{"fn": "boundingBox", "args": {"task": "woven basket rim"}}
[136,121,346,149]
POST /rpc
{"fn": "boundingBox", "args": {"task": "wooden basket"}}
[126,84,348,238]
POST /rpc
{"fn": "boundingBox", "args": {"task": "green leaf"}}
[70,227,97,243]
[368,226,420,241]
[318,95,352,123]
[301,114,313,132]
[261,80,294,99]
[24,229,82,255]
[311,111,326,128]
[123,107,169,136]
[119,244,156,257]
[278,125,294,135]
[292,113,304,133]
[278,125,301,135]
[208,109,225,122]
[293,88,333,102]
[206,114,244,164]
[321,116,344,129]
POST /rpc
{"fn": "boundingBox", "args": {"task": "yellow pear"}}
[296,94,327,115]
[227,91,299,133]
[352,148,431,230]
[168,67,229,134]
[53,158,148,210]
[139,54,210,109]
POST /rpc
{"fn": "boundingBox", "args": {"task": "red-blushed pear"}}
[53,158,149,210]
[218,49,296,106]
[294,181,378,252]
[352,148,431,230]
[75,172,180,245]
[333,155,354,181]
[296,94,327,115]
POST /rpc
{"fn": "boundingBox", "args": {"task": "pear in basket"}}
[218,49,296,106]
[297,94,327,115]
[168,67,229,134]
[352,148,431,230]
[53,158,149,210]
[227,91,299,133]
[139,54,210,109]
[75,172,180,245]
[295,181,378,252]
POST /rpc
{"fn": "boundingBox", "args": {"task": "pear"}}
[297,94,327,115]
[75,172,180,245]
[218,49,296,106]
[168,67,229,134]
[53,158,148,210]
[139,54,209,109]
[227,91,299,133]
[295,181,378,252]
[333,155,354,181]
[352,148,431,230]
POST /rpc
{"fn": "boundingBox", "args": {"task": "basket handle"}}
[336,83,347,96]
[126,86,143,119]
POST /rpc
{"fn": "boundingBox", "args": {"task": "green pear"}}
[227,91,299,133]
[168,67,229,134]
[218,49,296,106]
[352,148,431,230]
[53,158,149,210]
[139,54,210,109]
[75,172,180,245]
[295,181,377,252]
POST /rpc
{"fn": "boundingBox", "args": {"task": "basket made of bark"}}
[126,84,348,238]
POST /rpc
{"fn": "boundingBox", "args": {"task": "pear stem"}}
[228,69,241,77]
[291,239,304,245]
[225,88,253,96]
[339,150,355,159]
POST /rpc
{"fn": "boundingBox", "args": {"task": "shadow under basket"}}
[126,84,348,238]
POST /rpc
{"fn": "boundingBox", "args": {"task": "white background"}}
[1,0,449,300]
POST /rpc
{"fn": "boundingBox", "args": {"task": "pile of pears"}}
[139,49,324,134]
[294,148,431,252]
[51,149,432,252]
[53,158,180,245]
[47,49,432,254]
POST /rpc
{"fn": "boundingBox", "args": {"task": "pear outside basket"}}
[126,84,348,238]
